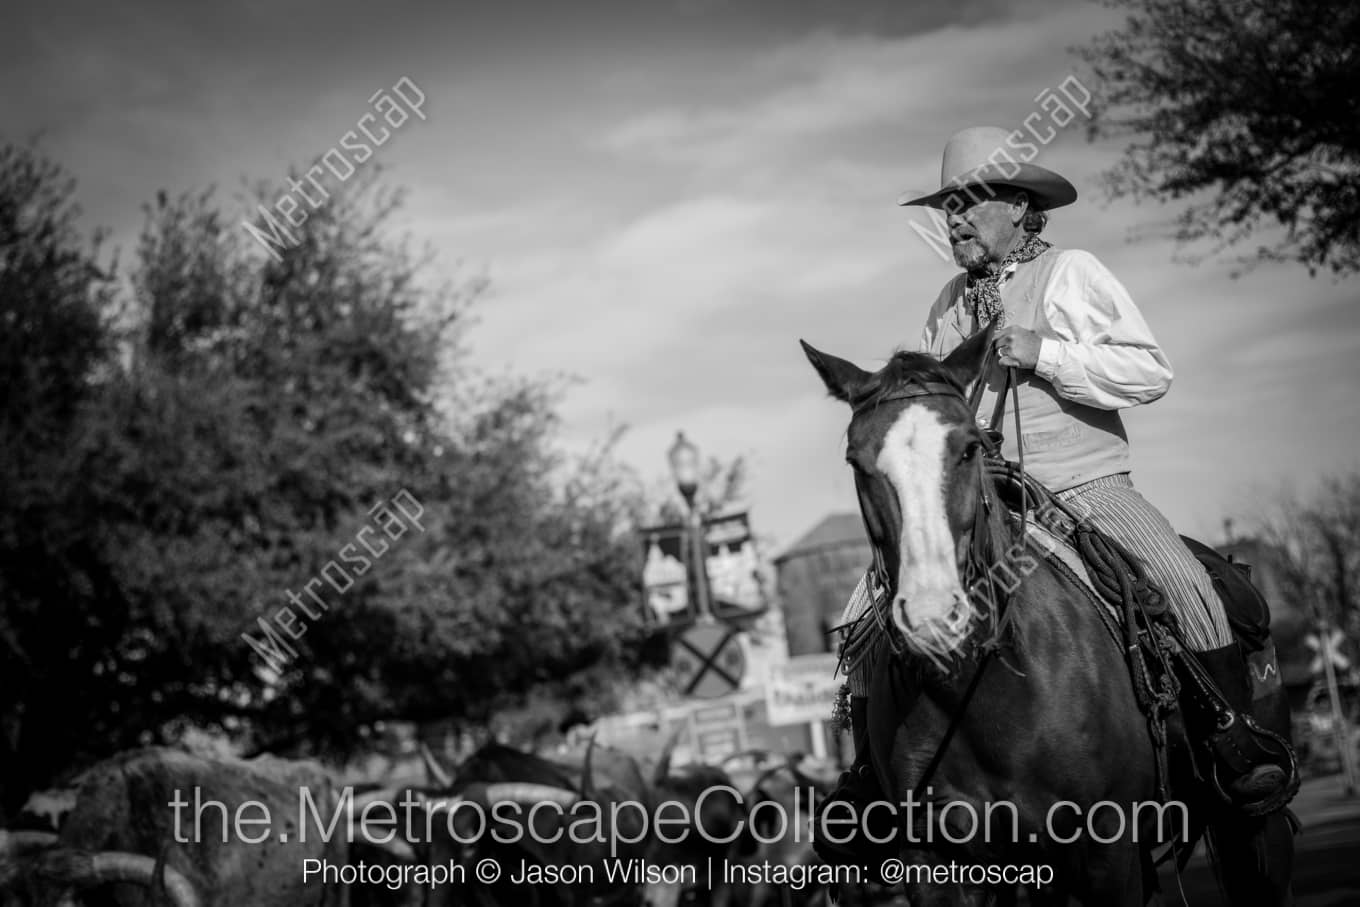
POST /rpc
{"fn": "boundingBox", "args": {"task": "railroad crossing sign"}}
[671,621,746,699]
[1307,629,1352,676]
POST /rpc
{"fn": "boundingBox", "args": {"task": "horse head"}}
[801,325,1010,667]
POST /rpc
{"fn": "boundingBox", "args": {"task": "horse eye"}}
[959,440,981,462]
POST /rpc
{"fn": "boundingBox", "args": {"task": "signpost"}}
[702,511,767,621]
[654,432,767,704]
[672,622,746,699]
[1308,623,1358,796]
[764,653,842,760]
[765,654,842,725]
[1307,628,1352,676]
[641,511,768,628]
[689,700,746,762]
[642,525,697,626]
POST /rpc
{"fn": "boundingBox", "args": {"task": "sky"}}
[4,0,1357,560]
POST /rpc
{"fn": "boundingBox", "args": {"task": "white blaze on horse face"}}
[875,406,971,655]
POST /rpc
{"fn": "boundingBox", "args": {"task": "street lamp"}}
[668,431,712,621]
[668,431,700,510]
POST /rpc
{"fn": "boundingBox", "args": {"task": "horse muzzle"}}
[892,586,975,659]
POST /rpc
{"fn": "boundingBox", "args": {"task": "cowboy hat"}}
[897,126,1077,211]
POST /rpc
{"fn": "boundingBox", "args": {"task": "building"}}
[774,513,871,657]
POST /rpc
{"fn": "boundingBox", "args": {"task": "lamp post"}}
[668,431,713,622]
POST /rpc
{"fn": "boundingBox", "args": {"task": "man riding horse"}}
[814,126,1293,865]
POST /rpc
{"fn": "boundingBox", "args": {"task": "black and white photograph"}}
[2,0,1357,904]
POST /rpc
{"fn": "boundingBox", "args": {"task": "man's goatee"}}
[952,241,988,271]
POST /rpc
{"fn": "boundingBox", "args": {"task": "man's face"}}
[941,186,1024,271]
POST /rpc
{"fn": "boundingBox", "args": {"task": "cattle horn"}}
[348,826,418,862]
[420,742,454,789]
[720,748,772,768]
[625,750,648,803]
[152,842,174,907]
[787,757,829,796]
[480,783,580,807]
[0,829,59,858]
[412,791,466,813]
[348,787,468,816]
[344,787,424,861]
[578,732,598,801]
[348,786,460,859]
[349,786,406,811]
[747,763,785,801]
[29,849,200,907]
[651,727,682,786]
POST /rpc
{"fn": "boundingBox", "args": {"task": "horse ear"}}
[801,340,871,404]
[941,323,996,390]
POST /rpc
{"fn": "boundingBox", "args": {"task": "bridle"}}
[847,352,1027,658]
[850,378,982,657]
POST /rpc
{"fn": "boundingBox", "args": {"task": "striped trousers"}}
[1057,472,1232,650]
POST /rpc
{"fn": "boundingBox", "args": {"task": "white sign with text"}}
[764,654,841,726]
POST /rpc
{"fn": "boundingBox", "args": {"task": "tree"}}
[0,152,660,812]
[0,143,120,819]
[1076,0,1360,276]
[1257,472,1360,649]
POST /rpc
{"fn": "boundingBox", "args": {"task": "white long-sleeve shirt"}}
[920,249,1173,411]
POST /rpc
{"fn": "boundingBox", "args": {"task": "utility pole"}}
[1311,613,1358,796]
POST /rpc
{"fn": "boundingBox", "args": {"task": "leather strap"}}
[852,380,967,414]
[966,339,994,416]
[989,366,1012,433]
[967,334,1012,455]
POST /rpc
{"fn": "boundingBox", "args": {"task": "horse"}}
[801,325,1297,906]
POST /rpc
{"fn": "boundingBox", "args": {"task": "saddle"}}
[1181,536,1271,650]
[988,463,1273,650]
[1181,535,1287,708]
[986,459,1298,813]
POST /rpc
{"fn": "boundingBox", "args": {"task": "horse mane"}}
[848,350,964,411]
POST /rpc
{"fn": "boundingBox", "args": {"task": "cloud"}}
[438,2,1353,545]
[12,0,1347,550]
[461,183,903,387]
[595,9,1112,173]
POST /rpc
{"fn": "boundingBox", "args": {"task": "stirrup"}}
[1205,711,1300,816]
[1229,764,1289,801]
[1168,641,1301,815]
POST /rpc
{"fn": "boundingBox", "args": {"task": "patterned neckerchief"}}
[964,234,1052,327]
